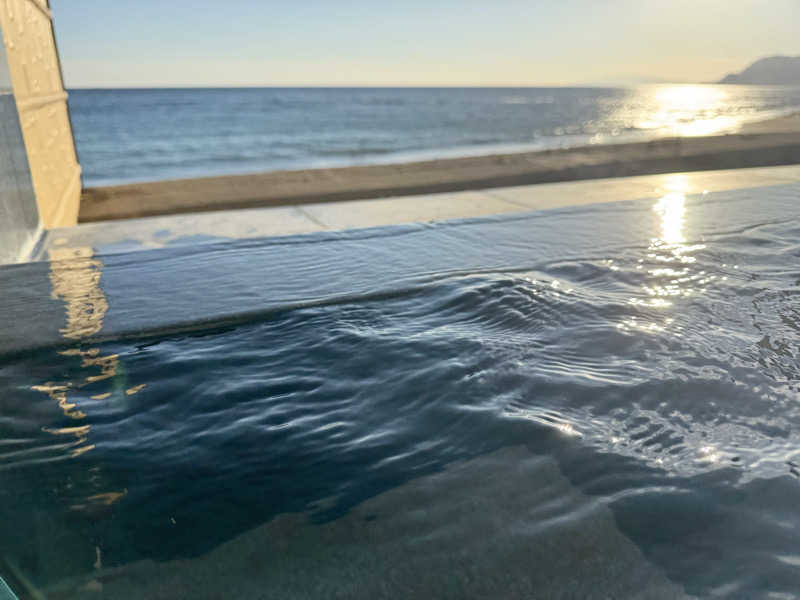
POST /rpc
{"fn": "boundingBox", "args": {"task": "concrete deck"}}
[40,164,800,255]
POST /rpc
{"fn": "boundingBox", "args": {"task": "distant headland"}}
[719,56,800,85]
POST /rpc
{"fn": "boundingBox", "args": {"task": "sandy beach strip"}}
[79,113,800,222]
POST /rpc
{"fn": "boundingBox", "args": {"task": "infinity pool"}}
[2,181,800,598]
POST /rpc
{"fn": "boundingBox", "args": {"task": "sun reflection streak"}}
[654,174,688,244]
[618,174,715,333]
[636,85,738,137]
[649,175,706,265]
[654,192,686,245]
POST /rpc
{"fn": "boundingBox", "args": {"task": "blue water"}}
[2,184,800,597]
[68,85,800,186]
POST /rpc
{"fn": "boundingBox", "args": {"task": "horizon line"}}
[64,81,701,90]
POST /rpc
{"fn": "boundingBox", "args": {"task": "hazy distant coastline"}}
[719,56,800,85]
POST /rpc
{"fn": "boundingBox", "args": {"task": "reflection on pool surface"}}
[1,183,800,598]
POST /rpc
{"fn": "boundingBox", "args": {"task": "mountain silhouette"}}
[719,56,800,84]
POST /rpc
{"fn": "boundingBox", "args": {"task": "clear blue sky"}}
[52,0,799,87]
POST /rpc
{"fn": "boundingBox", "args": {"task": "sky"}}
[52,0,800,88]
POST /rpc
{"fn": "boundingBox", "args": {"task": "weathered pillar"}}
[0,0,81,230]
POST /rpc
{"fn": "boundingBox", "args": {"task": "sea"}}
[67,85,800,187]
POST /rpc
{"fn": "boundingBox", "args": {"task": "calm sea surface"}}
[68,85,800,186]
[1,182,800,597]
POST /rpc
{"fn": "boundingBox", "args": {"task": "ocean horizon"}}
[67,85,800,187]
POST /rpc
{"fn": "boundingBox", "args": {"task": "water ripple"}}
[3,187,800,596]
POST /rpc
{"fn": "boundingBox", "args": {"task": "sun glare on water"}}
[653,174,688,245]
[637,85,738,137]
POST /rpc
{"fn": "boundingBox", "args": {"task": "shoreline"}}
[79,113,800,223]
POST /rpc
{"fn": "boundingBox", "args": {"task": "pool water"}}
[1,182,800,598]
